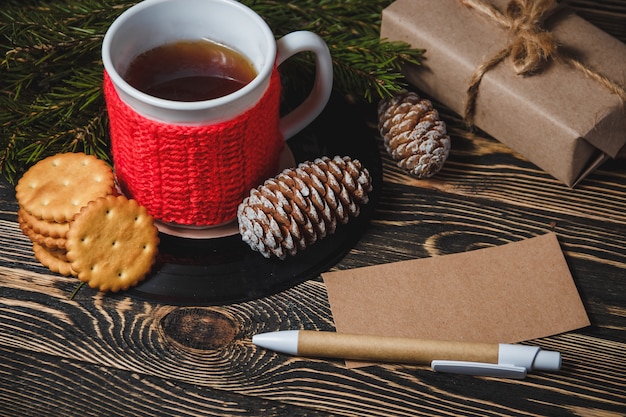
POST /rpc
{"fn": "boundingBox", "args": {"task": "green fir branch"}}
[245,0,423,100]
[1,0,423,184]
[1,1,132,183]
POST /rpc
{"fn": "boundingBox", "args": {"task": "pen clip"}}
[430,360,528,379]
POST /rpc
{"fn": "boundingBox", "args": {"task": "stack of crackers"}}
[15,152,159,293]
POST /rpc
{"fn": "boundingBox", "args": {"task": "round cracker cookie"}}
[18,208,70,238]
[66,195,159,293]
[32,243,76,277]
[16,152,114,223]
[18,212,67,250]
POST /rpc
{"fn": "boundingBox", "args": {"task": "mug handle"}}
[276,31,334,140]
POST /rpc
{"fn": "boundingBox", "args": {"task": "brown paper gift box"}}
[380,0,626,186]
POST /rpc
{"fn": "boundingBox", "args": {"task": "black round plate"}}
[128,95,382,305]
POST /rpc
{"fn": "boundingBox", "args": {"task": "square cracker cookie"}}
[16,152,115,223]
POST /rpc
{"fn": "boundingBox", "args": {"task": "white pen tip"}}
[252,330,299,355]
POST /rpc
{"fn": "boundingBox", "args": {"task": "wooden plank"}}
[2,127,626,417]
[2,121,626,417]
[1,260,626,416]
[0,346,331,417]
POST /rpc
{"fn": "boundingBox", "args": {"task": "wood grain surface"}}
[2,1,626,416]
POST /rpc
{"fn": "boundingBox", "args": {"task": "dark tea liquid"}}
[123,39,257,101]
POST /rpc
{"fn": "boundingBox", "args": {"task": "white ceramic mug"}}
[101,0,333,233]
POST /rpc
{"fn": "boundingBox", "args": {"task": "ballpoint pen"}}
[252,330,561,379]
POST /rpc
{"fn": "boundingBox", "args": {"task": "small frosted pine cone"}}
[378,91,451,178]
[238,156,372,259]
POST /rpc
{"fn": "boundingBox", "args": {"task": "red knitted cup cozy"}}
[103,68,284,226]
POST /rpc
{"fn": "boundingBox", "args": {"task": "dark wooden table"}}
[2,2,626,416]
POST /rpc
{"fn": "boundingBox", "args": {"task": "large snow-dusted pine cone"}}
[238,156,372,259]
[378,91,451,178]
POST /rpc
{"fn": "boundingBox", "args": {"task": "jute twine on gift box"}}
[461,0,626,126]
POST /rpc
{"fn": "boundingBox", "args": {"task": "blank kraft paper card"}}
[322,233,590,367]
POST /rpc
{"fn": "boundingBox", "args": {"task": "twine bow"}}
[461,0,626,125]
